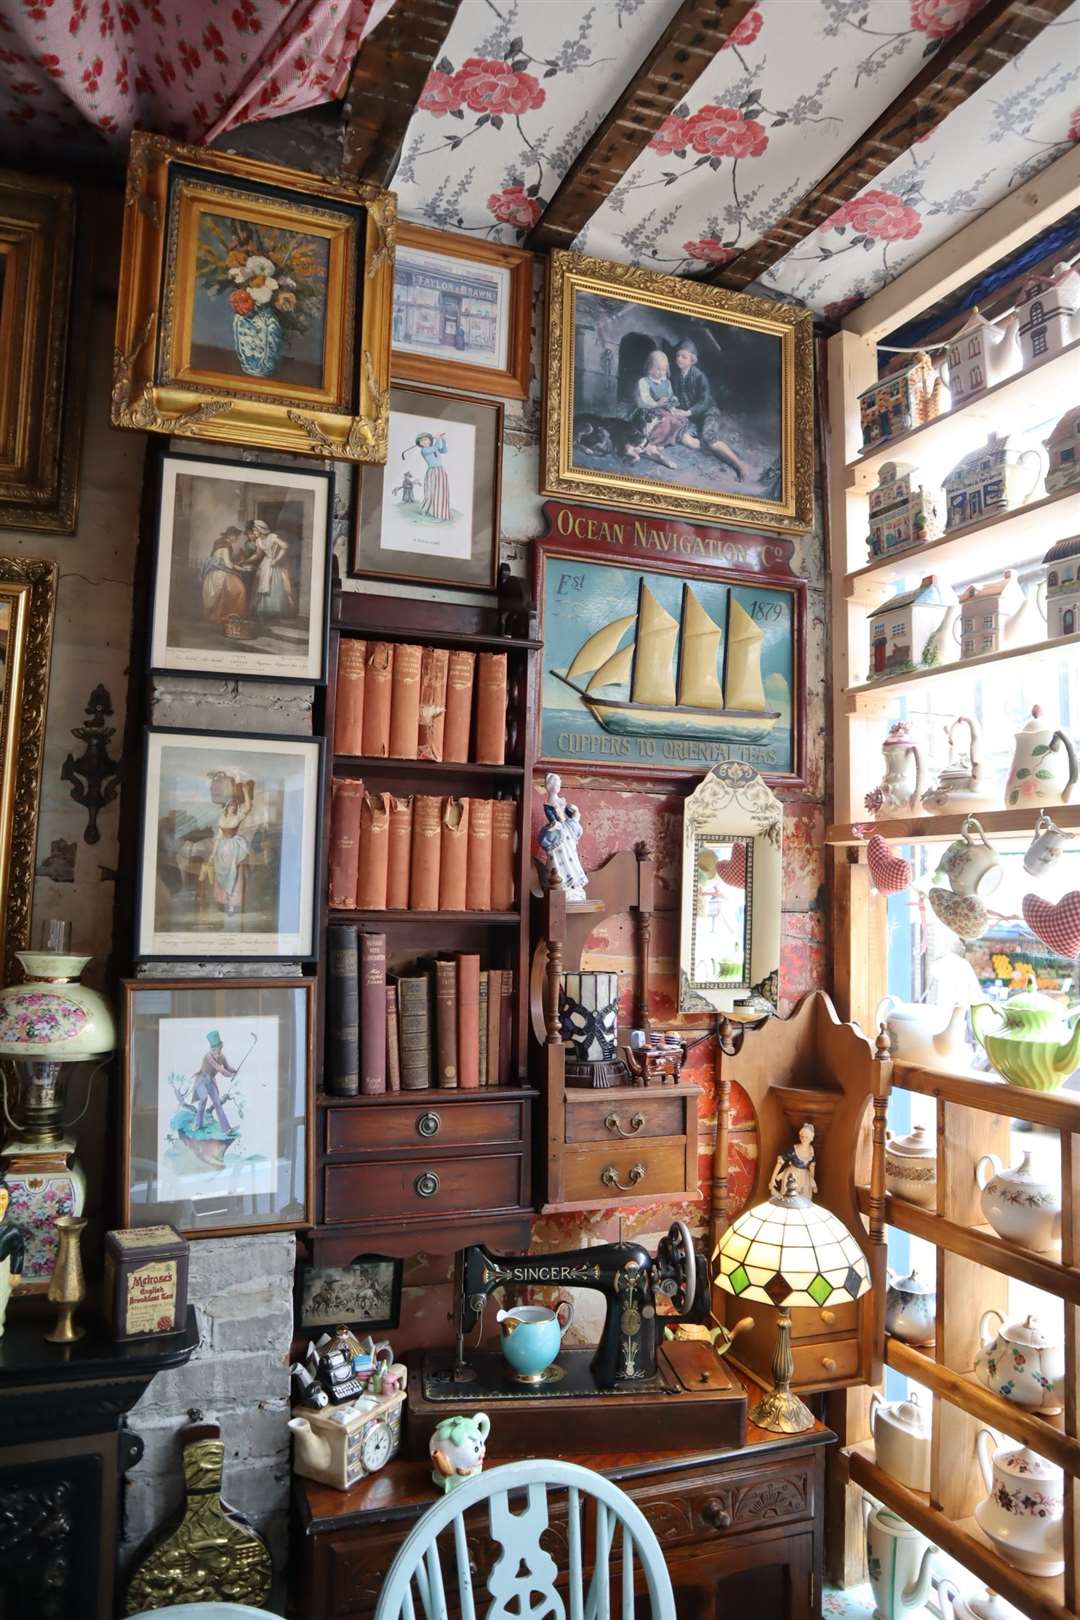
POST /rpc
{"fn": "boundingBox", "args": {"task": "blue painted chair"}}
[374,1457,677,1620]
[127,1607,276,1618]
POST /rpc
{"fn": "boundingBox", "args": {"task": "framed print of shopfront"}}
[534,502,805,784]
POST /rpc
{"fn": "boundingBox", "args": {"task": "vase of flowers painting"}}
[233,304,285,379]
[196,228,327,384]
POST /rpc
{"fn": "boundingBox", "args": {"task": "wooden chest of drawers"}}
[546,1079,700,1213]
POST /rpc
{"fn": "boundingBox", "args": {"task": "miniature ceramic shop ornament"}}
[975,1432,1064,1576]
[883,1123,937,1208]
[1043,534,1080,638]
[289,1388,406,1490]
[497,1300,575,1383]
[865,1503,937,1620]
[1043,411,1080,496]
[878,1000,967,1072]
[1023,813,1074,876]
[865,460,942,559]
[858,352,945,449]
[1016,262,1080,366]
[944,308,1019,404]
[971,985,1080,1091]
[869,1390,931,1493]
[974,1310,1065,1414]
[942,433,1044,532]
[867,576,958,680]
[884,1265,936,1346]
[1005,707,1078,809]
[430,1412,490,1493]
[975,1150,1061,1252]
[920,717,999,815]
[959,573,1043,659]
[865,721,924,818]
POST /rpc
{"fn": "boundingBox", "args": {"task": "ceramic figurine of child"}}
[429,1412,490,1494]
[0,1172,25,1337]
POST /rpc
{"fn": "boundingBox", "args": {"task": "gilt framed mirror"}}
[0,556,57,982]
[679,762,782,1017]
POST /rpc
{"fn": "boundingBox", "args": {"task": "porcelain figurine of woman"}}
[538,772,589,901]
[769,1121,818,1199]
[0,1172,25,1337]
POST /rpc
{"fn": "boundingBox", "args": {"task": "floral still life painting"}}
[156,1015,279,1206]
[193,215,332,387]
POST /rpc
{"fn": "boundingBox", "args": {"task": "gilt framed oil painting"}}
[121,978,313,1237]
[149,453,332,684]
[135,730,322,960]
[113,133,395,462]
[542,250,813,533]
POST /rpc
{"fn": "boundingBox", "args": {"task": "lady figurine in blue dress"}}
[403,431,451,522]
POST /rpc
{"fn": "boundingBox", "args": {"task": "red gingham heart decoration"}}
[1022,891,1080,959]
[715,842,747,889]
[866,833,913,894]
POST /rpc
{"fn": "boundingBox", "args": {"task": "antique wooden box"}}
[104,1224,189,1341]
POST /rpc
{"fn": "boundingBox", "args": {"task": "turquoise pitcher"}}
[497,1301,575,1382]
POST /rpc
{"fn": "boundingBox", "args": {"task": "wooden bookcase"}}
[825,142,1080,1617]
[309,582,540,1260]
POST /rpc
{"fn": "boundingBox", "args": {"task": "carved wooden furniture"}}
[292,1366,834,1620]
[0,1306,197,1619]
[532,851,700,1213]
[312,583,540,1259]
[713,991,887,1399]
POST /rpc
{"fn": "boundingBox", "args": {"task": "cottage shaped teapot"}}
[974,1310,1064,1414]
[971,984,1080,1091]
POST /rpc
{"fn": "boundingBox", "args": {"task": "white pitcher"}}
[865,1503,937,1620]
[1004,706,1078,808]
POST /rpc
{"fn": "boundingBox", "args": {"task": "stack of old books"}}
[325,930,515,1095]
[328,787,517,912]
[333,640,509,765]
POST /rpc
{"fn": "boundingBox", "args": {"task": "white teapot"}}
[869,1390,931,1492]
[1004,706,1078,809]
[974,1432,1064,1576]
[974,1150,1061,1252]
[884,1123,937,1210]
[974,1311,1064,1414]
[865,1503,937,1620]
[866,721,924,818]
[940,1583,1019,1620]
[877,997,967,1072]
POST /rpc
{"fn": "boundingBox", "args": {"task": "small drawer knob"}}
[415,1171,440,1199]
[703,1498,731,1531]
[417,1111,441,1139]
[821,1355,837,1372]
[819,1308,836,1326]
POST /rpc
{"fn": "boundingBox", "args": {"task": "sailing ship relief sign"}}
[534,502,805,784]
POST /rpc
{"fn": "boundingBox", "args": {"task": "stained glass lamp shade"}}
[714,1174,871,1432]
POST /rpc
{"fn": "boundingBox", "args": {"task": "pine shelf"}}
[827,802,1080,847]
[333,755,524,778]
[328,909,521,925]
[845,628,1080,711]
[888,1060,1080,1131]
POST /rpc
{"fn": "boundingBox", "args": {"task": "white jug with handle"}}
[1005,706,1078,808]
[865,1503,937,1620]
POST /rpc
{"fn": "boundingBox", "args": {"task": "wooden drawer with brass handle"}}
[323,1152,525,1223]
[565,1093,688,1144]
[559,1139,687,1204]
[325,1098,526,1157]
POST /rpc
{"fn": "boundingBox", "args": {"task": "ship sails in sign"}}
[553,580,781,744]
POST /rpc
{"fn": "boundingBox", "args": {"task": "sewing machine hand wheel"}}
[656,1219,697,1319]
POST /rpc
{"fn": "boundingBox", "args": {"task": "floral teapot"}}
[1004,706,1078,809]
[974,1432,1064,1576]
[974,1310,1064,1414]
[866,721,924,817]
[971,984,1080,1091]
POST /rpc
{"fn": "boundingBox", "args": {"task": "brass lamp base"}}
[750,1307,816,1435]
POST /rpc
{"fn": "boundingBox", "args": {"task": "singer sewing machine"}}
[406,1222,748,1456]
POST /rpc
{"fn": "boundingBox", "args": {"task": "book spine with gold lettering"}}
[478,970,489,1086]
[386,794,414,910]
[410,794,443,910]
[388,642,423,760]
[326,924,359,1097]
[442,649,476,763]
[490,798,517,911]
[438,797,469,911]
[417,646,449,762]
[361,641,393,758]
[474,651,508,764]
[465,797,493,912]
[359,931,387,1095]
[434,959,459,1089]
[499,971,514,1086]
[356,791,390,910]
[485,968,502,1088]
[397,973,432,1090]
[333,639,366,756]
[385,981,401,1093]
[328,776,363,909]
[457,953,481,1089]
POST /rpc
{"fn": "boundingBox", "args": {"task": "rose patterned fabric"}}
[0,0,393,151]
[575,0,988,274]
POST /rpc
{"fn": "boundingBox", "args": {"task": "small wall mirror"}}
[679,763,782,1017]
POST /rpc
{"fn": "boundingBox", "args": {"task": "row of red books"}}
[329,783,516,912]
[326,929,514,1095]
[334,640,508,765]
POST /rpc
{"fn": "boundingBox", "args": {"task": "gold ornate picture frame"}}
[542,250,813,534]
[0,173,83,533]
[114,132,395,462]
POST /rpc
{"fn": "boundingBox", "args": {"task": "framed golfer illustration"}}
[120,978,314,1237]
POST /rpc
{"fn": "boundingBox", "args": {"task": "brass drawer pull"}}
[601,1162,646,1193]
[604,1111,645,1139]
[417,1111,441,1139]
[703,1498,732,1531]
[415,1172,440,1198]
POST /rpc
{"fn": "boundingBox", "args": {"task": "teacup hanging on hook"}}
[938,816,1003,898]
[1024,814,1075,878]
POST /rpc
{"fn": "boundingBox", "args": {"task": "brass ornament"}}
[125,1427,272,1612]
[44,1214,86,1344]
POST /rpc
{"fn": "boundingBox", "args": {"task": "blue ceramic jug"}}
[497,1301,575,1382]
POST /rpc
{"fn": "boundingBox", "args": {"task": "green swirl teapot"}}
[971,984,1080,1091]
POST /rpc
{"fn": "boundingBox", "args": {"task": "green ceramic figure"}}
[0,1172,25,1337]
[429,1412,490,1494]
[971,984,1080,1092]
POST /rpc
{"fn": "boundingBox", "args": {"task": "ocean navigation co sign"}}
[533,501,806,785]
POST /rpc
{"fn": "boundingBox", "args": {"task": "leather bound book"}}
[474,651,508,765]
[326,924,360,1097]
[490,798,517,911]
[499,971,514,1086]
[397,973,432,1090]
[388,642,423,760]
[328,777,363,910]
[418,646,449,762]
[410,795,443,910]
[485,968,502,1088]
[356,791,390,910]
[478,971,489,1085]
[442,649,476,763]
[434,959,459,1088]
[457,953,481,1089]
[385,982,401,1092]
[386,795,414,910]
[359,931,387,1095]
[465,797,493,912]
[438,797,469,911]
[361,641,393,758]
[333,639,366,756]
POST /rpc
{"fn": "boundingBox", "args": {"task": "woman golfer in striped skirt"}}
[408,431,451,521]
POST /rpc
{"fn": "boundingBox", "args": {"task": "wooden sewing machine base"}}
[406,1339,747,1457]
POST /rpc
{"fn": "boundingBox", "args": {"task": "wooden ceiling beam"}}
[340,0,462,185]
[709,0,1074,293]
[526,0,759,252]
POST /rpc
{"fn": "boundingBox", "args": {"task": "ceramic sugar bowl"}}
[974,1150,1061,1252]
[974,1311,1065,1414]
[884,1266,936,1346]
[869,1390,931,1492]
[884,1123,937,1209]
[974,1432,1064,1576]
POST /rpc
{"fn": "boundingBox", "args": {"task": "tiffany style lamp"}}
[714,1172,871,1433]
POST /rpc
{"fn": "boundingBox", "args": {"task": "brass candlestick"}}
[45,1213,86,1343]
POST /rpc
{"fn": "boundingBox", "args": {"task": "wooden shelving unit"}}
[824,142,1080,1618]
